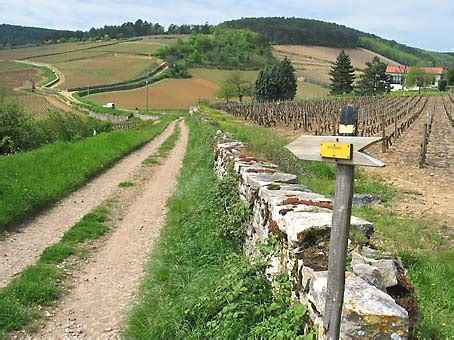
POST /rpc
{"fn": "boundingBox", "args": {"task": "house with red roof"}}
[386,65,444,90]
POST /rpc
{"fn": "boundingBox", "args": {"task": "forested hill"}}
[0,24,80,48]
[221,17,362,48]
[221,17,454,68]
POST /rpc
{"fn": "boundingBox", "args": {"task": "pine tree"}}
[329,50,355,95]
[254,57,297,101]
[357,56,391,95]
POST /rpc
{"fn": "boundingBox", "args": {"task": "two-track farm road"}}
[0,120,177,288]
[38,121,188,338]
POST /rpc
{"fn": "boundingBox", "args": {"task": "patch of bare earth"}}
[0,121,177,288]
[33,121,188,338]
[366,96,454,228]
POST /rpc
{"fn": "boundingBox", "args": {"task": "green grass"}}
[125,117,310,338]
[0,207,110,336]
[118,181,134,188]
[353,206,453,338]
[145,122,181,166]
[189,68,259,86]
[0,115,176,233]
[37,66,57,87]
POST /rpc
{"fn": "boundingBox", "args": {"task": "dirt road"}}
[37,121,188,338]
[0,121,177,288]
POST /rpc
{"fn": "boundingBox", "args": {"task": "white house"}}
[386,65,444,91]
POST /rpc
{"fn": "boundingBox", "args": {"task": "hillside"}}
[221,17,454,68]
[0,24,80,48]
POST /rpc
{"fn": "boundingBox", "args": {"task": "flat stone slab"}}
[242,172,298,190]
[307,271,409,339]
[259,185,331,207]
[274,210,373,243]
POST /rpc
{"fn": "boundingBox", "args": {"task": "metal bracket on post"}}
[286,105,384,340]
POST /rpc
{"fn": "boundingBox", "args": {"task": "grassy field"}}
[56,55,155,89]
[125,117,309,338]
[189,68,259,86]
[206,107,453,339]
[0,115,175,232]
[296,81,330,99]
[273,45,400,86]
[87,76,219,109]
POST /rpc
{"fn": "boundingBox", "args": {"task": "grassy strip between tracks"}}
[205,106,453,338]
[144,123,181,166]
[0,115,176,233]
[125,117,313,339]
[0,206,110,336]
[0,122,185,337]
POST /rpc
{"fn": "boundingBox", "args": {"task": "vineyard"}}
[216,95,438,152]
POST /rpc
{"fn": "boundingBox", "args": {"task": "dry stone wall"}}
[214,130,415,339]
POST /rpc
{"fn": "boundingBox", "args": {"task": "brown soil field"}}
[273,45,400,86]
[56,54,155,89]
[88,76,219,109]
[0,41,115,61]
[0,68,40,89]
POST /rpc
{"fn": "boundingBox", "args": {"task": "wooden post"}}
[323,164,355,339]
[419,123,428,168]
[394,111,398,139]
[382,113,387,153]
[286,105,384,340]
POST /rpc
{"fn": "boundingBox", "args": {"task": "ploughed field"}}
[273,45,401,86]
[0,61,63,117]
[87,76,219,109]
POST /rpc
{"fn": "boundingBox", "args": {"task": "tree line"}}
[0,21,214,48]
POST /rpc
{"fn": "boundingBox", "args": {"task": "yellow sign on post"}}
[320,142,352,160]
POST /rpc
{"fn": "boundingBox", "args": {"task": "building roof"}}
[386,65,444,75]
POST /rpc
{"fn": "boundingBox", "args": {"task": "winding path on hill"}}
[37,120,189,338]
[0,120,177,288]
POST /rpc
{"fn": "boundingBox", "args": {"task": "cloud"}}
[0,0,452,51]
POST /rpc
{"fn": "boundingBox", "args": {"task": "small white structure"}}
[102,102,116,109]
[386,65,444,91]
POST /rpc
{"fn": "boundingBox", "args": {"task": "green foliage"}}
[406,65,434,89]
[255,57,297,101]
[221,17,361,48]
[118,181,134,188]
[0,115,175,232]
[438,79,447,91]
[156,28,274,69]
[329,50,355,95]
[217,72,253,103]
[357,57,391,95]
[447,68,454,85]
[0,103,112,154]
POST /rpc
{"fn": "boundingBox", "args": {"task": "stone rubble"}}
[214,130,415,339]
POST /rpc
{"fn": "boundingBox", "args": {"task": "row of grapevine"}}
[214,95,430,151]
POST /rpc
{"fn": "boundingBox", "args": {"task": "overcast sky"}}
[0,0,452,52]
